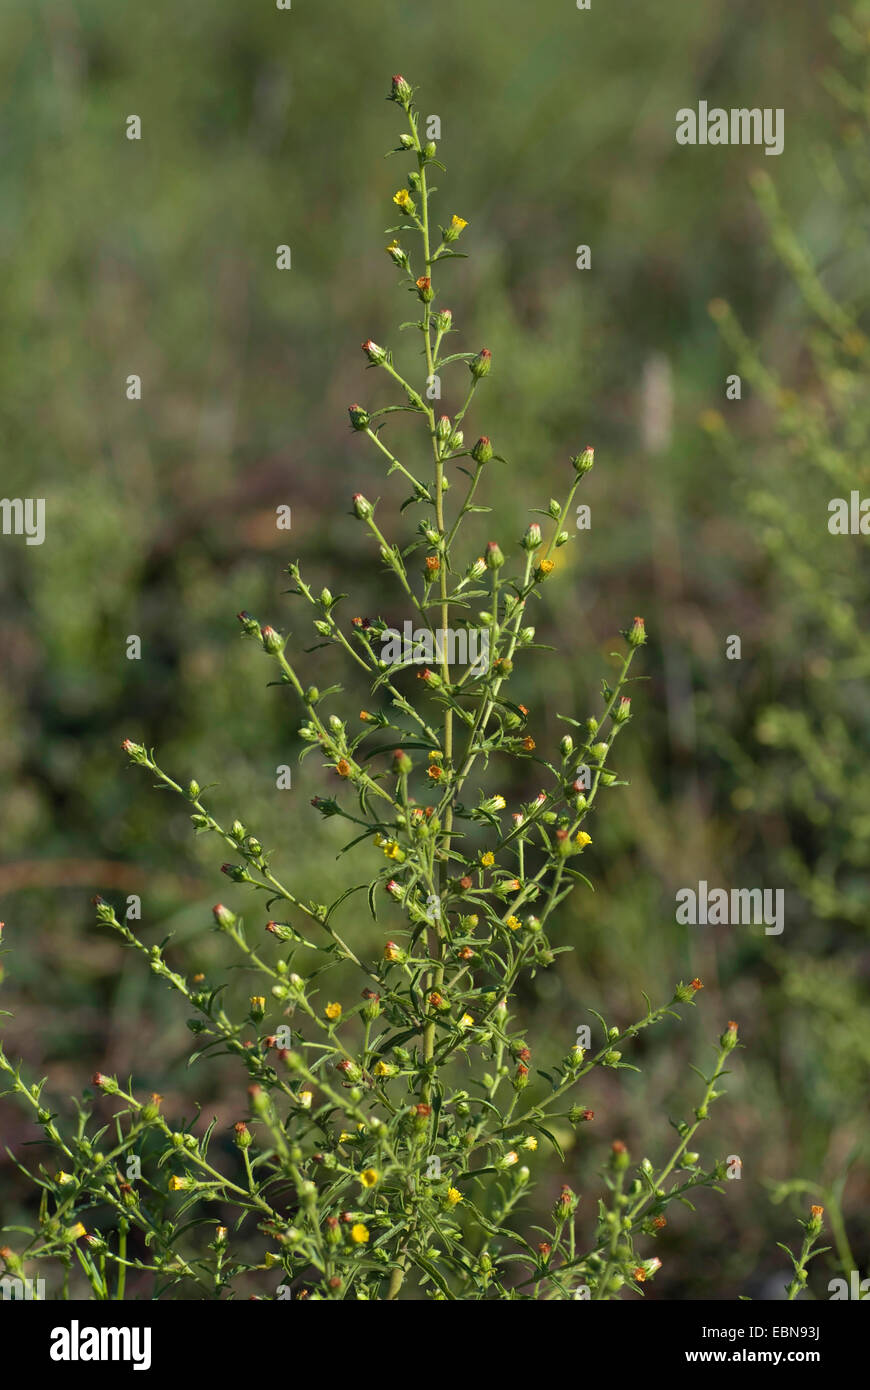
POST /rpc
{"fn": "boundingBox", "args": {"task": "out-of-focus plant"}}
[702,1,870,1277]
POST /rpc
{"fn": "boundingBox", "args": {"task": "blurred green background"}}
[1,0,868,1298]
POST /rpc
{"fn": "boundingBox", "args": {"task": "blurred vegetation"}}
[1,0,867,1298]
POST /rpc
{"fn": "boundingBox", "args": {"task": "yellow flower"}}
[505,915,522,931]
[299,1089,313,1109]
[446,1187,463,1206]
[360,1168,379,1188]
[504,1150,519,1166]
[57,1171,74,1185]
[491,794,506,811]
[480,851,495,868]
[350,1222,370,1245]
[168,1175,191,1192]
[325,1001,342,1021]
[538,559,555,576]
[374,1060,396,1077]
[339,1131,353,1143]
[67,1222,87,1240]
[393,189,412,209]
[451,215,467,231]
[522,1136,538,1151]
[575,831,592,848]
[459,1013,474,1030]
[250,995,266,1012]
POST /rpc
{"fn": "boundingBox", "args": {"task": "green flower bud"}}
[485,541,504,570]
[471,436,493,464]
[470,348,492,379]
[260,626,284,655]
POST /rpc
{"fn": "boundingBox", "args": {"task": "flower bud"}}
[485,540,504,570]
[470,348,492,379]
[610,1139,630,1171]
[443,214,468,242]
[522,522,542,551]
[361,339,386,365]
[471,436,493,464]
[559,735,574,758]
[613,696,631,723]
[212,903,236,929]
[807,1204,824,1235]
[348,405,370,432]
[352,492,373,520]
[260,626,284,655]
[233,1121,252,1150]
[389,74,413,107]
[392,749,413,776]
[627,615,646,647]
[434,308,453,332]
[720,1020,739,1051]
[266,920,295,943]
[571,445,595,474]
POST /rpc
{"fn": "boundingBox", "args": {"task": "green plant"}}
[778,1204,830,1300]
[0,75,739,1302]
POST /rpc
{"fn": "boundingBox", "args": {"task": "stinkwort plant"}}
[0,76,740,1302]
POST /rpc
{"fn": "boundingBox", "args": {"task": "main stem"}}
[413,113,450,1086]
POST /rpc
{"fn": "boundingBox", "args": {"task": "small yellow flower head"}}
[250,995,266,1016]
[67,1222,87,1241]
[393,188,414,212]
[575,831,592,848]
[360,1168,379,1189]
[299,1089,313,1110]
[168,1175,192,1192]
[504,1150,519,1166]
[459,1013,475,1030]
[325,1001,342,1021]
[339,1131,353,1143]
[451,215,467,231]
[446,1187,463,1206]
[480,851,495,868]
[374,1060,397,1077]
[505,915,522,931]
[57,1171,74,1185]
[522,1136,538,1151]
[537,558,555,577]
[350,1222,370,1245]
[810,1204,824,1220]
[491,794,506,811]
